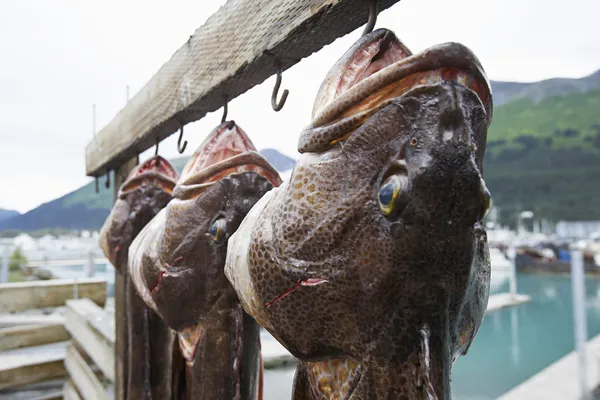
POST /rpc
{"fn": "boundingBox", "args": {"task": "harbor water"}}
[49,265,600,399]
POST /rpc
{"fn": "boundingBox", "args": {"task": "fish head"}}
[98,155,178,272]
[129,121,281,331]
[226,29,493,366]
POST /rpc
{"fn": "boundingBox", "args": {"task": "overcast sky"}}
[1,0,599,214]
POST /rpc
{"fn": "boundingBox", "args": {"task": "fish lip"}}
[173,121,282,199]
[173,151,282,200]
[309,41,493,133]
[311,28,412,119]
[119,156,178,196]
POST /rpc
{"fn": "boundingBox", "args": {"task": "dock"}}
[497,333,600,400]
[487,292,531,312]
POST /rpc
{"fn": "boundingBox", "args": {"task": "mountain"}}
[0,149,295,231]
[490,69,600,106]
[2,69,600,232]
[0,209,20,222]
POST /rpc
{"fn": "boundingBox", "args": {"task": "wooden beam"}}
[63,380,83,400]
[0,324,69,352]
[113,157,138,400]
[0,341,68,390]
[64,299,115,382]
[64,344,111,400]
[0,278,107,313]
[0,313,64,328]
[85,0,402,177]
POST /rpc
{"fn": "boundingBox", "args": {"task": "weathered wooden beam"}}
[0,278,107,313]
[0,341,68,390]
[64,344,111,400]
[113,158,138,400]
[0,324,69,352]
[0,313,64,328]
[85,0,402,177]
[63,380,83,400]
[64,299,115,382]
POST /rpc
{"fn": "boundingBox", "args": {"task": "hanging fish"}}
[225,28,493,399]
[99,155,180,399]
[129,121,282,400]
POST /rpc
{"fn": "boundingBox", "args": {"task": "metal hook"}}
[221,101,228,123]
[95,178,99,194]
[177,124,187,154]
[362,0,378,37]
[155,139,159,156]
[105,171,110,189]
[271,67,289,112]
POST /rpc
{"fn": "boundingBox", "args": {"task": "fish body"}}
[129,121,281,399]
[99,155,180,400]
[226,29,493,399]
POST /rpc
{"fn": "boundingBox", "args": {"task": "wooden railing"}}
[0,278,107,398]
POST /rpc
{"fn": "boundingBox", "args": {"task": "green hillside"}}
[484,89,600,226]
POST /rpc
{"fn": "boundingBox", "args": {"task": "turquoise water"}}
[451,274,600,399]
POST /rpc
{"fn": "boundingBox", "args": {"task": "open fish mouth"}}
[299,28,492,152]
[119,155,179,196]
[174,121,281,200]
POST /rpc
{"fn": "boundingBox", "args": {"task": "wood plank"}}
[0,278,107,313]
[0,341,68,390]
[113,158,137,400]
[64,299,114,382]
[497,333,600,400]
[64,344,110,400]
[0,324,69,351]
[63,380,83,400]
[85,0,402,177]
[0,314,64,328]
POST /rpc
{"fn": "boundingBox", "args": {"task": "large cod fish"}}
[99,155,180,399]
[129,121,282,400]
[225,28,493,399]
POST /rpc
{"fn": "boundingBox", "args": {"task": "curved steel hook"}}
[362,0,378,37]
[177,124,187,154]
[221,101,228,123]
[95,178,99,194]
[155,139,159,156]
[271,67,289,112]
[105,171,110,189]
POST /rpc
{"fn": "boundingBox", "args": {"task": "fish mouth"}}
[299,29,492,152]
[119,155,179,196]
[174,121,282,200]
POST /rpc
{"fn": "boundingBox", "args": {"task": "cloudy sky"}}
[1,0,599,214]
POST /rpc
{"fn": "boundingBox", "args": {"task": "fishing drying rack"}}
[84,1,402,398]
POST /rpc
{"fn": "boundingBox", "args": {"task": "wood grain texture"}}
[64,299,115,382]
[64,344,111,400]
[0,324,69,352]
[85,0,402,177]
[0,341,68,390]
[0,278,107,313]
[63,380,83,400]
[113,158,138,400]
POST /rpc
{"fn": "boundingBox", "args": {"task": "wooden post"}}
[113,158,138,400]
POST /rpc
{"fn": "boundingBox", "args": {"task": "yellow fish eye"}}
[378,175,405,216]
[209,218,227,242]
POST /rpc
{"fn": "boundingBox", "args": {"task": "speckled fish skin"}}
[129,121,281,400]
[225,28,493,400]
[99,155,180,400]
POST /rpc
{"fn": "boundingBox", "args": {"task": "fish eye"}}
[378,174,408,217]
[209,218,227,243]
